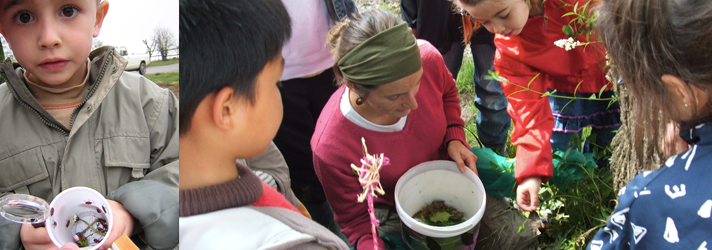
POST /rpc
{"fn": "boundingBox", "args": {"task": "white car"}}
[117,46,151,75]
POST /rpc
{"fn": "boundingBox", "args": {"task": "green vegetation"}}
[145,72,178,83]
[368,0,616,247]
[455,44,615,249]
[148,59,179,67]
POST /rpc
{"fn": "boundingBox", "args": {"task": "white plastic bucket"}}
[47,187,113,250]
[395,160,486,249]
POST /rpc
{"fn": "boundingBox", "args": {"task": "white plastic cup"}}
[46,187,113,250]
[395,160,486,242]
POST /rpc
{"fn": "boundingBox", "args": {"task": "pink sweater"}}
[311,41,468,249]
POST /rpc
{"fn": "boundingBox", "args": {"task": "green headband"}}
[337,22,422,86]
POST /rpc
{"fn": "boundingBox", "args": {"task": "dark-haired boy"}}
[178,0,348,248]
[0,0,178,249]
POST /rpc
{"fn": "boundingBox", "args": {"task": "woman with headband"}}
[311,9,478,249]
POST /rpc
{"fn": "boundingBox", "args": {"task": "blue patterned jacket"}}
[588,122,712,249]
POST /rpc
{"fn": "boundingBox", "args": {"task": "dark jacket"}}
[325,0,357,21]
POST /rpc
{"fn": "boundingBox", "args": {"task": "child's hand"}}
[447,140,478,175]
[98,200,135,250]
[20,223,54,250]
[516,177,542,212]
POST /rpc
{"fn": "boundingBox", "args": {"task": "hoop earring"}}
[356,96,365,105]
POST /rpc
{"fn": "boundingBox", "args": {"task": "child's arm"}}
[497,65,555,191]
[108,81,179,249]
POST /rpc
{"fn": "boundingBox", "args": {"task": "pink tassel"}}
[351,138,388,250]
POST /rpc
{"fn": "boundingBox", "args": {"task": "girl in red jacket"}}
[456,0,620,212]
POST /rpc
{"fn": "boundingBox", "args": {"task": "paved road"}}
[127,63,179,75]
[146,63,179,74]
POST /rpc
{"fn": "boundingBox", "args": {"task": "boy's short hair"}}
[178,0,291,134]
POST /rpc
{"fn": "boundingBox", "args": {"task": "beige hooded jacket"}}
[0,47,179,250]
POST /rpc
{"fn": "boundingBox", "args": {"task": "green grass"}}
[145,72,178,83]
[149,59,179,67]
[456,46,518,155]
[455,47,475,96]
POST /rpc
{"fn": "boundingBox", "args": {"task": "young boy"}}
[0,0,179,249]
[178,0,347,248]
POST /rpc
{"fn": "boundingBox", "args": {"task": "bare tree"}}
[92,38,104,51]
[152,26,176,61]
[142,38,156,60]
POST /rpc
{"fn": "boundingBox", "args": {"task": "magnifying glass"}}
[0,194,50,226]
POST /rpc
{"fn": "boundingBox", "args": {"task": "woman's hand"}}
[98,200,135,250]
[20,224,54,250]
[516,177,542,212]
[447,140,478,175]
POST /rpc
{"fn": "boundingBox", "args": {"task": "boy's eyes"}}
[61,6,78,18]
[12,5,78,24]
[14,11,33,24]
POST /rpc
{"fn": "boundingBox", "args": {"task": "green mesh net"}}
[471,147,597,199]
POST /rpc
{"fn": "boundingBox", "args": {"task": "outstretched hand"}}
[447,140,478,175]
[516,177,542,212]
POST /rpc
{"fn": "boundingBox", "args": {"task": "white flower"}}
[554,37,583,51]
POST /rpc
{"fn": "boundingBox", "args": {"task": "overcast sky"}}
[96,0,179,56]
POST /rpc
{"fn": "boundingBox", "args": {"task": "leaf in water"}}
[430,211,452,223]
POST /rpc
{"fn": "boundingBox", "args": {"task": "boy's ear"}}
[93,0,110,38]
[211,87,242,131]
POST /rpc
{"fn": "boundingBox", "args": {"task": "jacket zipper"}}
[69,54,111,129]
[1,71,69,136]
[0,52,112,137]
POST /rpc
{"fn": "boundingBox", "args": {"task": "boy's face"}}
[0,0,108,88]
[240,53,284,157]
[461,0,530,36]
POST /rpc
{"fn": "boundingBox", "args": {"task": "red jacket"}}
[494,0,608,183]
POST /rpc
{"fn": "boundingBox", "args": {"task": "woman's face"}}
[358,68,423,120]
[460,0,531,36]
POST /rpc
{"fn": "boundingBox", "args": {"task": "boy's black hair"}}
[179,0,291,134]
